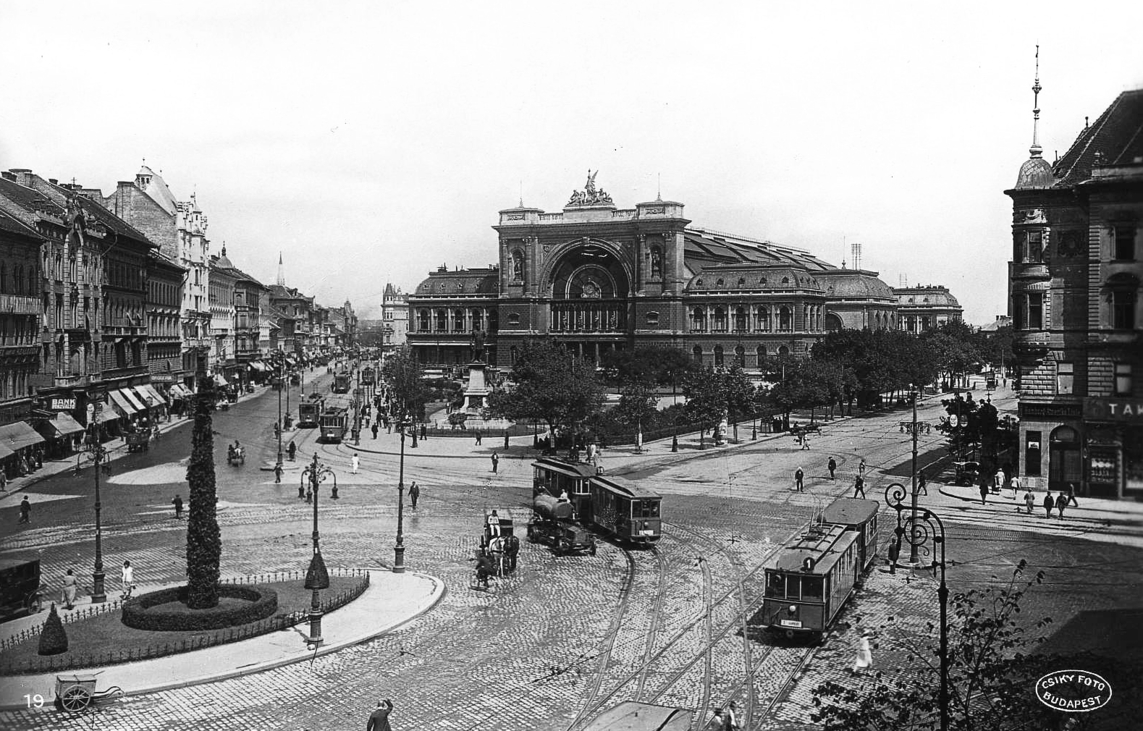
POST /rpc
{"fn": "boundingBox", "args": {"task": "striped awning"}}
[0,421,46,452]
[137,383,167,406]
[108,390,138,416]
[214,374,229,386]
[94,408,119,424]
[45,413,85,437]
[169,384,192,400]
[121,388,147,411]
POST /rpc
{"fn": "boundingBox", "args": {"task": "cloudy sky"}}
[2,2,1140,324]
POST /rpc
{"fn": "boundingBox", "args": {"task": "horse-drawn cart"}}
[54,673,123,711]
[227,445,246,465]
[125,431,150,453]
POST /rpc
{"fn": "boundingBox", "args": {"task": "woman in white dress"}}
[853,632,873,673]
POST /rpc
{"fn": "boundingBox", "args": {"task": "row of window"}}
[0,314,37,346]
[0,368,33,400]
[415,309,492,333]
[1014,290,1136,330]
[1055,363,1132,397]
[692,344,791,366]
[1013,226,1136,264]
[0,262,39,295]
[690,305,817,333]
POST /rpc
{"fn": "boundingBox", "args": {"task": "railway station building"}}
[407,174,909,373]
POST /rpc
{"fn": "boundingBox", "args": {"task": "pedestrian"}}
[724,701,741,730]
[1066,483,1079,507]
[0,469,8,492]
[708,708,726,731]
[475,431,482,446]
[121,560,135,600]
[366,698,394,731]
[298,482,306,500]
[827,457,836,480]
[794,467,804,492]
[372,422,379,439]
[18,495,31,524]
[61,569,78,610]
[491,451,499,473]
[995,468,1006,495]
[1024,489,1035,515]
[801,435,810,450]
[979,481,988,505]
[858,458,866,477]
[351,453,360,474]
[852,632,873,673]
[487,509,501,537]
[274,462,283,484]
[1042,491,1054,518]
[887,537,900,574]
[172,494,184,519]
[918,471,927,494]
[1009,473,1021,499]
[409,481,419,509]
[853,475,866,498]
[287,441,297,461]
[420,423,427,440]
[1055,492,1067,519]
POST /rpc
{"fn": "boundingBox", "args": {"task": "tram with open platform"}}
[318,407,349,443]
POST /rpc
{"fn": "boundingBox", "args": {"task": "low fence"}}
[0,568,370,676]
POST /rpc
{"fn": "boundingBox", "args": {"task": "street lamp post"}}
[899,388,934,565]
[84,402,109,604]
[885,482,949,731]
[300,453,335,646]
[393,419,409,573]
[276,356,284,471]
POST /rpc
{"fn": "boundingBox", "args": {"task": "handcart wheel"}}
[60,685,92,711]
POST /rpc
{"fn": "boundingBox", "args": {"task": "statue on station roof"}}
[566,169,614,208]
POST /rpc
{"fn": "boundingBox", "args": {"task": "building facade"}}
[145,250,186,397]
[208,248,240,384]
[407,175,915,371]
[1006,82,1143,499]
[381,282,409,350]
[893,285,964,333]
[0,208,43,426]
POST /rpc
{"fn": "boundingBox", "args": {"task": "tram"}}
[754,497,879,641]
[318,407,349,443]
[531,458,662,546]
[297,396,324,428]
[332,372,351,394]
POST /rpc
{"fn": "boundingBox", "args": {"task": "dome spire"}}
[1030,45,1043,158]
[277,251,285,286]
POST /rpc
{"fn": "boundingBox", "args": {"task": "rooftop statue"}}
[566,169,614,208]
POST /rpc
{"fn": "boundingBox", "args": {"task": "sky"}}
[2,2,1140,325]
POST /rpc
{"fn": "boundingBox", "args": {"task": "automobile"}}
[526,517,596,556]
[954,461,981,486]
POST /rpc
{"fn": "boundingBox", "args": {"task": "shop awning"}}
[42,413,85,438]
[214,374,228,386]
[170,384,192,399]
[121,388,148,411]
[285,356,297,366]
[136,384,166,407]
[94,408,119,424]
[108,390,138,416]
[250,361,267,372]
[0,441,13,460]
[0,421,46,452]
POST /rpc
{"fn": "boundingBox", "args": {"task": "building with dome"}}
[1004,54,1143,499]
[406,173,920,372]
[892,285,963,334]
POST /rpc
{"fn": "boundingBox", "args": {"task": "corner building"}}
[408,177,901,370]
[1006,87,1143,499]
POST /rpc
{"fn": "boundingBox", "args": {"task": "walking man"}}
[121,559,135,600]
[1009,473,1021,499]
[366,698,394,731]
[1055,492,1068,519]
[1024,489,1035,515]
[887,537,900,574]
[287,441,297,461]
[61,569,78,610]
[408,481,419,509]
[724,701,741,730]
[1042,491,1054,518]
[491,451,499,473]
[18,495,31,524]
[827,457,836,480]
[852,632,873,673]
[475,431,482,446]
[351,453,360,474]
[859,458,867,477]
[853,475,866,498]
[794,467,804,492]
[172,494,184,519]
[801,435,810,450]
[1066,483,1079,507]
[979,480,988,505]
[372,422,379,439]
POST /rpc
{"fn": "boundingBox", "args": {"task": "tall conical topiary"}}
[185,379,221,608]
[38,603,68,656]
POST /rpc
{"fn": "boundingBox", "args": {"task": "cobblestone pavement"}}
[3,384,1142,730]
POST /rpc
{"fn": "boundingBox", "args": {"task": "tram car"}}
[532,457,596,518]
[755,497,879,641]
[332,372,351,394]
[531,458,662,546]
[297,396,324,428]
[318,407,349,443]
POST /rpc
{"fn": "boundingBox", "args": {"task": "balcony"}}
[549,302,627,333]
[1012,263,1050,281]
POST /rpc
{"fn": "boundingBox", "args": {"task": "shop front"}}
[1017,401,1084,494]
[0,420,46,479]
[32,411,85,459]
[1084,397,1143,500]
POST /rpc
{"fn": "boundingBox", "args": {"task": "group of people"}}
[793,457,865,495]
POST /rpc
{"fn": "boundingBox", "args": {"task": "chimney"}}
[8,169,34,187]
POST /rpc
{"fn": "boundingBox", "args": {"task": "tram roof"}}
[532,457,597,479]
[590,474,661,500]
[774,524,857,574]
[822,498,878,527]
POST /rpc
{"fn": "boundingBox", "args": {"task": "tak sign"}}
[1035,669,1112,713]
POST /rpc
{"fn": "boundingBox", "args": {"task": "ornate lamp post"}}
[84,401,109,604]
[899,388,934,564]
[393,419,409,573]
[275,355,284,471]
[885,482,949,731]
[300,453,336,646]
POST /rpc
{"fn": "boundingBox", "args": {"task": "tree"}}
[382,346,430,422]
[600,347,693,447]
[812,561,1056,731]
[37,603,68,655]
[681,365,755,447]
[488,339,604,438]
[185,384,221,609]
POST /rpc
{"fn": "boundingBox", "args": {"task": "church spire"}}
[277,251,285,286]
[1029,45,1043,159]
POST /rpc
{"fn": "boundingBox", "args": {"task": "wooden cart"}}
[54,673,123,711]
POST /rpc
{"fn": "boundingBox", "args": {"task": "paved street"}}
[2,378,1142,730]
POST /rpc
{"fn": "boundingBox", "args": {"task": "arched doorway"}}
[1048,425,1082,493]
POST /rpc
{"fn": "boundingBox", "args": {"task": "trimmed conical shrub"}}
[38,603,68,656]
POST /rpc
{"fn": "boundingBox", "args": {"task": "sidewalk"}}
[938,482,1143,527]
[0,568,444,710]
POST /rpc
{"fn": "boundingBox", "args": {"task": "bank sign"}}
[1084,397,1143,422]
[1035,669,1112,713]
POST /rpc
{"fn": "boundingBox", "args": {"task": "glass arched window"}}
[757,307,770,331]
[692,345,703,364]
[734,307,747,332]
[471,309,483,332]
[713,307,727,332]
[779,307,791,331]
[435,309,447,331]
[756,345,766,365]
[714,345,724,367]
[692,307,706,332]
[734,345,746,367]
[453,309,465,331]
[779,345,790,357]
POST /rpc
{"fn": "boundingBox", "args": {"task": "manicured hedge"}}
[121,585,278,632]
